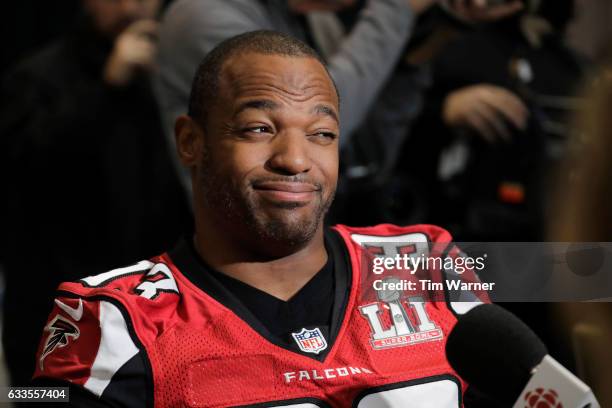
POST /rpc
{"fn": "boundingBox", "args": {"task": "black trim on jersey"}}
[441,243,461,319]
[132,287,180,301]
[30,378,115,408]
[325,227,352,349]
[34,354,151,408]
[439,243,486,319]
[100,353,149,407]
[234,397,332,408]
[351,374,463,408]
[54,291,154,408]
[167,228,351,362]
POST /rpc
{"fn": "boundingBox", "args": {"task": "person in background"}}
[0,0,189,386]
[405,0,586,375]
[153,0,525,199]
[329,1,529,227]
[409,0,585,241]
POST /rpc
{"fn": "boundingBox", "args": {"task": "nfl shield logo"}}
[291,327,328,354]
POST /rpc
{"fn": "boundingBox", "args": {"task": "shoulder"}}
[33,257,182,374]
[32,256,184,404]
[333,223,453,244]
[55,256,183,334]
[332,224,488,314]
[74,257,179,297]
[331,224,454,273]
[61,256,179,296]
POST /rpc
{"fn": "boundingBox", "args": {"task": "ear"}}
[175,115,204,167]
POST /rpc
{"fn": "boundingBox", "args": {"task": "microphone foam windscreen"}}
[446,304,548,403]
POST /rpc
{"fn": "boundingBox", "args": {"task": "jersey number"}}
[246,376,461,407]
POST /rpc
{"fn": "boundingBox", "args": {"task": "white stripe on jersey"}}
[81,260,154,287]
[450,301,483,315]
[275,405,319,408]
[84,301,139,396]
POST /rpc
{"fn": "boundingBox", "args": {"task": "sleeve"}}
[324,0,415,144]
[33,293,153,408]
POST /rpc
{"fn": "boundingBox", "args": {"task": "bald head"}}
[187,30,337,127]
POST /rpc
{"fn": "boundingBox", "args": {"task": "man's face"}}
[83,0,161,38]
[193,53,339,248]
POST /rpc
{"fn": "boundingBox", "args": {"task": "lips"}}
[252,181,320,203]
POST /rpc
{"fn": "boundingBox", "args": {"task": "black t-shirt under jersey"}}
[209,252,335,348]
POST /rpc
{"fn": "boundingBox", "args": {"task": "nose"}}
[266,131,312,176]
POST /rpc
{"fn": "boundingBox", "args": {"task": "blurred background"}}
[1,0,611,405]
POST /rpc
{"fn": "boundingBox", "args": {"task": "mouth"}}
[252,181,320,204]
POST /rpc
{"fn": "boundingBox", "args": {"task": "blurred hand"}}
[443,0,524,22]
[103,20,159,87]
[442,84,529,143]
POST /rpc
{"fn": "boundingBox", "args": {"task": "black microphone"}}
[446,304,600,408]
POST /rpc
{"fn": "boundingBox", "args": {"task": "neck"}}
[193,218,328,301]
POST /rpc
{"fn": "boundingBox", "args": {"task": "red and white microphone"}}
[515,354,599,408]
[446,304,600,408]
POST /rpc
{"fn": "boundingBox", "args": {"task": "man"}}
[154,0,525,193]
[33,31,485,407]
[0,0,189,386]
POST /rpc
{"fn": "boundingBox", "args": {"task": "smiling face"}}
[178,52,340,252]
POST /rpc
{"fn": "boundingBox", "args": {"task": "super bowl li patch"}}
[292,327,328,354]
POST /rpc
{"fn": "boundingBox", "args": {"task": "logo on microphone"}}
[524,388,563,408]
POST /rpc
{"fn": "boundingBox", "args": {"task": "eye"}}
[242,125,273,137]
[309,131,338,143]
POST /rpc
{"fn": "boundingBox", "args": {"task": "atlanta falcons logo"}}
[39,315,80,370]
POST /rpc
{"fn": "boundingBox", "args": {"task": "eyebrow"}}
[312,104,339,124]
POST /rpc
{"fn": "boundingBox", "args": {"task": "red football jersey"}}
[33,224,486,407]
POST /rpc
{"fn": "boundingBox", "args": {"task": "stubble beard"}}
[197,157,335,249]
